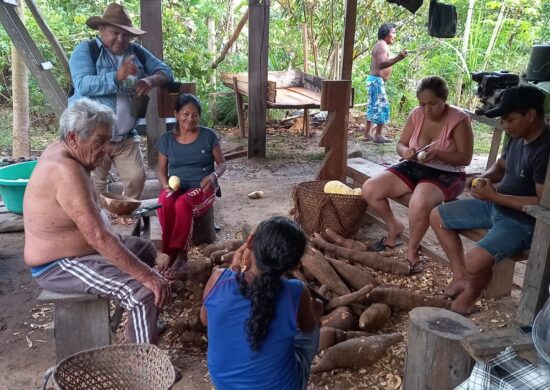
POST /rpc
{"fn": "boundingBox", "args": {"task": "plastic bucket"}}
[532,286,550,378]
[0,160,37,214]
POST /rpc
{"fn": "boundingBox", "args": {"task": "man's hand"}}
[116,55,138,82]
[471,179,497,201]
[135,78,153,96]
[398,50,408,60]
[142,269,172,307]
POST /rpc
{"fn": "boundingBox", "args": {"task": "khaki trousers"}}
[91,137,146,200]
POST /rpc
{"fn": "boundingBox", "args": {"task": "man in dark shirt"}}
[429,85,549,315]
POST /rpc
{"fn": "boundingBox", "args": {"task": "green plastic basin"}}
[0,160,38,214]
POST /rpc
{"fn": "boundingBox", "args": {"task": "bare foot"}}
[440,278,467,299]
[160,252,189,281]
[449,289,479,315]
[386,221,405,248]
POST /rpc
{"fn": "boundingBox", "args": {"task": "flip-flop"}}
[406,259,425,275]
[368,236,405,252]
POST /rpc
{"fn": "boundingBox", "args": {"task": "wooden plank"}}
[233,77,246,138]
[268,88,319,108]
[518,158,550,324]
[247,0,269,158]
[0,0,67,119]
[266,70,303,88]
[38,290,101,302]
[486,127,503,170]
[461,327,534,362]
[302,72,325,92]
[286,86,321,101]
[141,0,165,168]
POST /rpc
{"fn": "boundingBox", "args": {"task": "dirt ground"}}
[0,115,519,389]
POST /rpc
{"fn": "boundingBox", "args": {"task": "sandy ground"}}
[0,117,511,389]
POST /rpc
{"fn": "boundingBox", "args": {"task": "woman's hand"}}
[230,242,252,272]
[200,174,216,193]
[402,147,417,160]
[421,149,440,163]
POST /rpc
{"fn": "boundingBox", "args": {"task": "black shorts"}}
[387,160,466,201]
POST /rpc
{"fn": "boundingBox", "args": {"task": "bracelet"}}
[212,172,219,180]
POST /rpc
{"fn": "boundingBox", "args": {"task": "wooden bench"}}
[38,290,111,362]
[346,157,529,299]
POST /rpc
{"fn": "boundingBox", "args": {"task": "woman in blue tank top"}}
[201,216,323,389]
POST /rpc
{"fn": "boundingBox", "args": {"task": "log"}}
[311,235,410,275]
[191,207,216,245]
[403,307,478,390]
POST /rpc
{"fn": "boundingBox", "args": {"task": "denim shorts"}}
[437,199,534,262]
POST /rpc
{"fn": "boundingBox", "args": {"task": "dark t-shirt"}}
[496,126,550,222]
[157,126,220,191]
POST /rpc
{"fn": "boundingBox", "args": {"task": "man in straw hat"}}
[69,3,174,200]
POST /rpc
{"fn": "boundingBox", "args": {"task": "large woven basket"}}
[51,344,176,390]
[292,180,367,238]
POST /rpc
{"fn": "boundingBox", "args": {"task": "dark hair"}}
[416,76,449,101]
[237,216,307,351]
[174,93,202,116]
[378,23,396,40]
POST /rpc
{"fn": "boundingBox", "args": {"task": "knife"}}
[399,140,438,161]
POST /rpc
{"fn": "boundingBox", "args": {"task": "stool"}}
[38,290,111,362]
[403,307,478,390]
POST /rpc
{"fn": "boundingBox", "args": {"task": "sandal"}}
[406,259,425,275]
[368,236,405,252]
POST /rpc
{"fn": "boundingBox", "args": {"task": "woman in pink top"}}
[362,76,473,273]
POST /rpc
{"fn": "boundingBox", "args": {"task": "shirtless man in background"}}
[365,23,408,143]
[24,99,170,345]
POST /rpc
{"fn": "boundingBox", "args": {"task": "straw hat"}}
[86,3,146,36]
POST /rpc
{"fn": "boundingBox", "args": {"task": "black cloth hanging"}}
[428,0,457,38]
[387,0,424,14]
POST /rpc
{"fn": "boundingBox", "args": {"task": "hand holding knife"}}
[399,140,437,162]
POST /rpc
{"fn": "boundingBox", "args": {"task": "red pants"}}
[157,188,216,258]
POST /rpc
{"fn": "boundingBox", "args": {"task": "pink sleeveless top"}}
[408,105,469,172]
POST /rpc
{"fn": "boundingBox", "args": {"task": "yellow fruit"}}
[324,180,355,195]
[471,178,487,189]
[168,175,181,190]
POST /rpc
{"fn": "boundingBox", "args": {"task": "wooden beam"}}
[140,0,165,168]
[233,77,246,138]
[0,0,67,119]
[340,0,357,81]
[247,0,269,158]
[517,158,550,324]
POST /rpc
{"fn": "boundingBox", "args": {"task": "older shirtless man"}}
[24,99,170,344]
[365,23,408,143]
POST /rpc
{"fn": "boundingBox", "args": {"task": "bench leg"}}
[54,299,111,362]
[483,260,515,299]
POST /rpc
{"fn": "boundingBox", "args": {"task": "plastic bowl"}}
[0,160,38,214]
[100,192,141,215]
[533,289,550,375]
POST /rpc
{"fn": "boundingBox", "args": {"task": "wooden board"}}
[461,326,535,362]
[267,87,320,109]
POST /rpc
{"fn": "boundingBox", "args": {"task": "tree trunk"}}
[455,0,475,106]
[207,17,216,90]
[482,4,507,71]
[12,1,30,158]
[211,9,249,69]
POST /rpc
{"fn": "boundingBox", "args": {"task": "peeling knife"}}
[399,140,437,161]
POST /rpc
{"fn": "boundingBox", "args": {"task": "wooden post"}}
[247,0,269,158]
[404,307,478,390]
[316,80,351,181]
[233,77,246,138]
[518,158,550,324]
[140,0,165,168]
[340,0,357,81]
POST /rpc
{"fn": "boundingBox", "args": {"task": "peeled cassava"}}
[324,181,361,196]
[168,175,181,190]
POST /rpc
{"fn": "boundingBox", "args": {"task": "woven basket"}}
[51,344,175,390]
[292,180,367,238]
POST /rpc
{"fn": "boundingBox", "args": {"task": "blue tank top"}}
[204,269,303,390]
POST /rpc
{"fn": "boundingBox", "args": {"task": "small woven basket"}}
[292,180,367,238]
[51,344,175,390]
